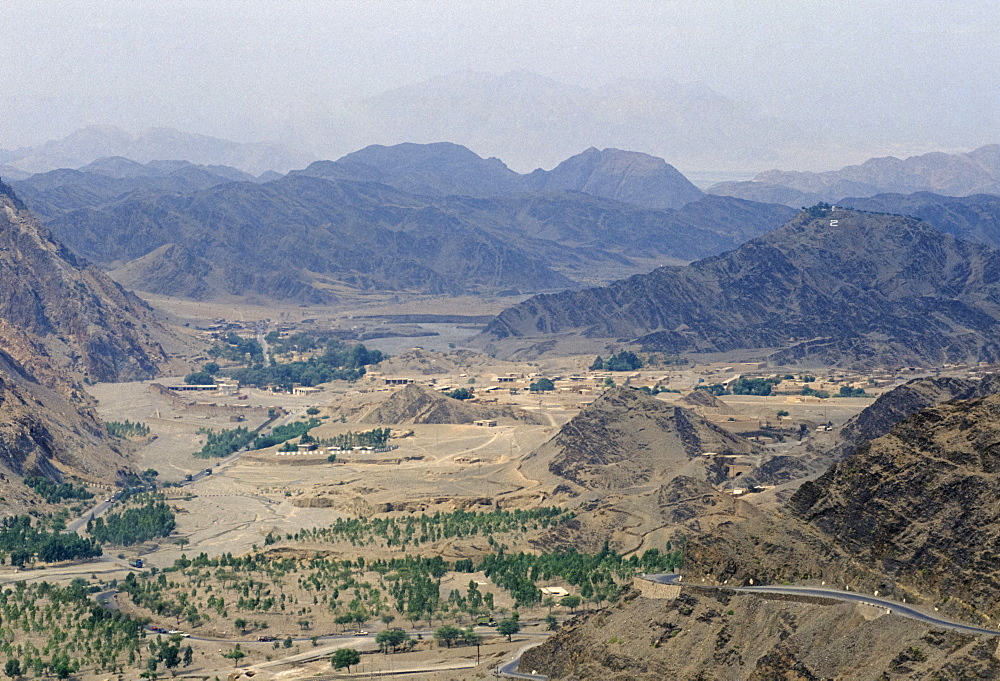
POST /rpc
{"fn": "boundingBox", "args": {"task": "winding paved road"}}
[644,573,1000,637]
[497,574,1000,680]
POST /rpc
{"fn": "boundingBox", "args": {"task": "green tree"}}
[223,644,246,667]
[332,648,361,672]
[184,371,215,385]
[375,629,409,653]
[234,618,248,634]
[529,378,555,392]
[3,658,20,679]
[559,594,582,612]
[433,624,462,648]
[546,613,558,630]
[497,618,520,641]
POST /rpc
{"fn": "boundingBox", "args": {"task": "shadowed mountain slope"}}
[523,379,1000,679]
[478,207,1000,368]
[840,192,1000,249]
[46,173,793,302]
[0,182,168,383]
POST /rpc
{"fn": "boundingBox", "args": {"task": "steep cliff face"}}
[478,208,1000,367]
[0,183,158,504]
[0,347,129,513]
[0,191,169,383]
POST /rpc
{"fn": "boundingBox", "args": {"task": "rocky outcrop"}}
[522,387,759,491]
[358,383,543,425]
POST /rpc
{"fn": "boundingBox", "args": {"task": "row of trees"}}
[291,507,575,550]
[0,515,101,566]
[23,477,93,504]
[193,426,255,459]
[252,418,322,449]
[106,420,151,438]
[88,499,176,546]
[317,428,392,450]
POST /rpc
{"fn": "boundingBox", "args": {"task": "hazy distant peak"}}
[528,146,704,209]
[0,125,314,176]
[79,156,160,178]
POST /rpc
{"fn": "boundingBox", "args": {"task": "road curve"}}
[643,573,1000,637]
[498,641,547,680]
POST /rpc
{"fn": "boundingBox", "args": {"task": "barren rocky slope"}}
[358,383,544,425]
[0,182,161,507]
[522,585,1000,680]
[478,207,1000,368]
[521,387,760,492]
[0,181,169,383]
[841,191,1000,249]
[525,383,1000,679]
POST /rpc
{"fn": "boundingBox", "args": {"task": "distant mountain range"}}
[709,145,1000,206]
[476,207,1000,368]
[297,143,705,210]
[323,70,807,172]
[17,144,793,303]
[0,125,313,177]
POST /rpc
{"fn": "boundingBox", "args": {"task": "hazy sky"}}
[2,1,998,168]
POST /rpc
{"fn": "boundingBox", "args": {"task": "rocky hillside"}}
[522,584,1000,680]
[305,144,706,210]
[478,207,1000,368]
[358,383,543,425]
[788,391,1000,615]
[0,124,312,176]
[835,375,995,456]
[45,172,792,302]
[525,383,1000,679]
[523,147,704,210]
[521,387,760,492]
[840,191,1000,249]
[0,348,127,495]
[683,382,1000,617]
[0,183,169,383]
